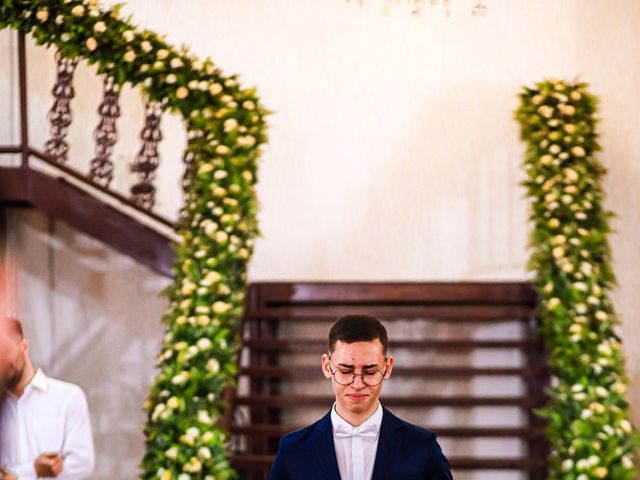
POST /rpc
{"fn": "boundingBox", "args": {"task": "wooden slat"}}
[234,395,539,408]
[249,282,538,306]
[229,455,546,471]
[242,338,541,352]
[231,424,545,439]
[240,365,549,379]
[248,305,534,321]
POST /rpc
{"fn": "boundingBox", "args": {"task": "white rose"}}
[207,358,220,373]
[620,419,633,433]
[123,50,136,63]
[93,21,107,33]
[166,73,177,84]
[185,458,202,473]
[174,341,188,351]
[594,310,608,321]
[197,338,212,350]
[215,231,229,244]
[571,146,586,157]
[209,83,223,95]
[568,324,582,334]
[165,446,179,459]
[198,163,213,174]
[176,86,189,99]
[204,222,218,237]
[205,271,222,283]
[170,58,184,68]
[71,5,85,16]
[36,9,49,22]
[547,297,561,310]
[198,447,212,459]
[122,30,135,42]
[212,301,231,314]
[549,144,561,155]
[85,37,98,51]
[537,105,554,118]
[238,135,256,147]
[531,94,544,105]
[171,372,189,385]
[224,119,238,132]
[141,40,153,52]
[157,49,170,60]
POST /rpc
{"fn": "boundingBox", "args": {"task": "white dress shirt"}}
[0,369,95,479]
[331,401,383,480]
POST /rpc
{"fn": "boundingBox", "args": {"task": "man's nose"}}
[351,374,367,389]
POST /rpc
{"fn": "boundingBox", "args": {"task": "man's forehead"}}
[332,339,385,359]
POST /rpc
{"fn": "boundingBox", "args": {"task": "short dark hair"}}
[328,314,388,355]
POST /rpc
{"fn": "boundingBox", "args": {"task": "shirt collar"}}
[331,400,383,433]
[28,368,49,393]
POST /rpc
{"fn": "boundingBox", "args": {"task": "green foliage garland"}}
[0,1,268,479]
[516,79,638,479]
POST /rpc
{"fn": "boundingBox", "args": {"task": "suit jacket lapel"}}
[371,406,403,480]
[313,411,342,480]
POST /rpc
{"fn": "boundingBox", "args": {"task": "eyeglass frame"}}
[327,355,390,386]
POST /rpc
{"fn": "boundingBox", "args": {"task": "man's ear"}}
[321,354,332,379]
[384,355,394,379]
[21,338,29,354]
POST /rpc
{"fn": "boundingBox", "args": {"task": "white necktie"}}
[334,423,379,441]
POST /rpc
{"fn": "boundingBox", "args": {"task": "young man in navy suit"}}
[269,314,453,480]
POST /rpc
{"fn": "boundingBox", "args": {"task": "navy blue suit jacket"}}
[269,406,453,480]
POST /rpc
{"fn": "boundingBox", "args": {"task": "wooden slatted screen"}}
[228,282,549,480]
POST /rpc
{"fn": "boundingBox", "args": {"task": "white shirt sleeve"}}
[9,461,38,480]
[56,388,95,480]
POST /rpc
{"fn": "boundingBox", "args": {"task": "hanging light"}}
[344,0,488,17]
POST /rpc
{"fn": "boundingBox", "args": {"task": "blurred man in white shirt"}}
[0,317,94,480]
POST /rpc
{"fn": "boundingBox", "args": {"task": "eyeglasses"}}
[327,356,388,386]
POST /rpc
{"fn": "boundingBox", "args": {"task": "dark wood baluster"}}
[44,51,78,164]
[181,129,203,192]
[89,76,120,187]
[130,100,164,209]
